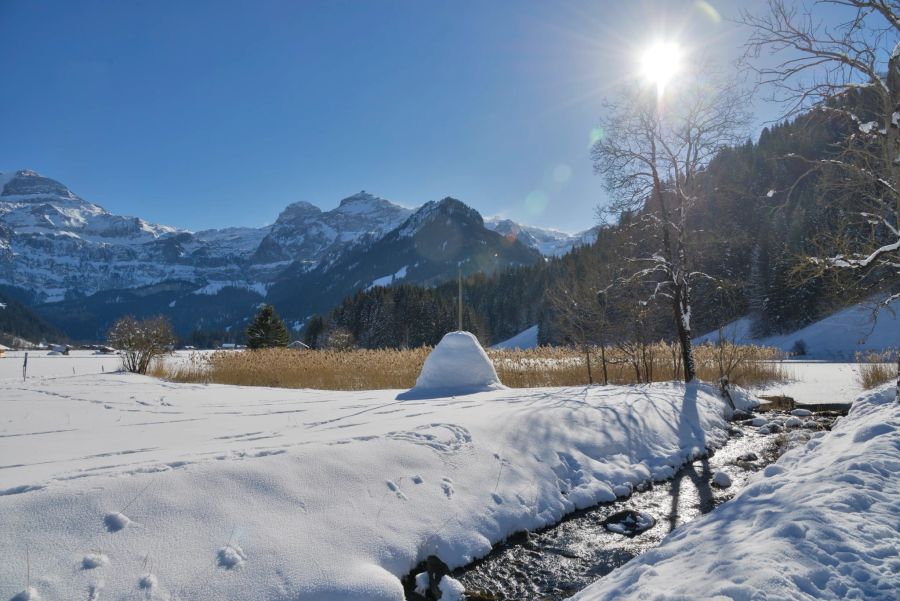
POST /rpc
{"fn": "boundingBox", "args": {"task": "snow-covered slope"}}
[573,383,900,601]
[484,217,595,256]
[492,324,539,349]
[0,369,752,600]
[696,298,900,358]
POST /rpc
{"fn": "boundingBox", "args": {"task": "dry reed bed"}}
[855,351,898,389]
[151,342,788,390]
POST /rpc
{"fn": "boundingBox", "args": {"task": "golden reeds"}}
[151,341,787,391]
[855,351,897,389]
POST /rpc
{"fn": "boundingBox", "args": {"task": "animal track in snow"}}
[386,423,472,454]
[441,477,455,498]
[386,480,408,500]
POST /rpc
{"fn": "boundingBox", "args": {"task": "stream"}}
[404,407,841,601]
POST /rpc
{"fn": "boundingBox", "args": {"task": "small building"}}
[288,340,310,350]
[0,344,10,358]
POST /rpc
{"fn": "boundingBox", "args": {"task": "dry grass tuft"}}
[855,351,897,390]
[151,342,787,391]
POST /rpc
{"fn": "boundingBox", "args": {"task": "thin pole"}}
[458,267,463,331]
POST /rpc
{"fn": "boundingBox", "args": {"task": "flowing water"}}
[405,409,840,601]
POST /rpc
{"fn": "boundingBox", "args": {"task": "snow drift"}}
[397,331,506,399]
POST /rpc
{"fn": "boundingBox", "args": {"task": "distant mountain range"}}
[0,170,595,340]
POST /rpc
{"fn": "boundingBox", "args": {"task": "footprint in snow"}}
[82,552,109,569]
[386,480,408,500]
[217,544,247,569]
[139,574,158,590]
[441,478,454,499]
[104,512,131,532]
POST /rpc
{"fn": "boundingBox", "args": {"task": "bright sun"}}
[640,41,682,93]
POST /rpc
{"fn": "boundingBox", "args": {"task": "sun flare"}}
[640,41,682,93]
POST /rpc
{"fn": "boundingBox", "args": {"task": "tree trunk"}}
[585,345,594,385]
[673,283,696,382]
[600,343,609,385]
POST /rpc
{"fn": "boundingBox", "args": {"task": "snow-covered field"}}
[0,350,123,379]
[573,383,900,601]
[1,370,750,600]
[752,361,880,406]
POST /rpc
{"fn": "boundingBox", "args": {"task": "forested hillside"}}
[0,288,64,347]
[309,106,889,349]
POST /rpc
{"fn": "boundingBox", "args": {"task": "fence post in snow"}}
[23,352,28,381]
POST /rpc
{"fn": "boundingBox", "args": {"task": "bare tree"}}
[742,0,900,400]
[108,315,175,374]
[548,278,609,385]
[592,60,750,382]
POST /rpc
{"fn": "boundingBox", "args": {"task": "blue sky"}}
[1,0,771,232]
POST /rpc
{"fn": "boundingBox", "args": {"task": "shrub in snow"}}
[397,331,506,399]
[790,339,808,356]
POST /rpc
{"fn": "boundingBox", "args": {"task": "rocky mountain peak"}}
[276,201,323,223]
[1,169,80,201]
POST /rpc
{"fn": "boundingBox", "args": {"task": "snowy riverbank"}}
[0,374,751,600]
[573,383,900,601]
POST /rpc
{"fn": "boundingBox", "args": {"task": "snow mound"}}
[398,331,506,400]
[439,575,466,601]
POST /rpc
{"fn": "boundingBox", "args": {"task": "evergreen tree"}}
[246,304,290,349]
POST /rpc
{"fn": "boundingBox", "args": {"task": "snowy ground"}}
[573,383,900,601]
[0,350,123,379]
[0,371,750,600]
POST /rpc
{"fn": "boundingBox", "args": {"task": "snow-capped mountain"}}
[1,169,578,339]
[484,217,596,256]
[251,192,412,267]
[0,171,412,302]
[266,197,541,321]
